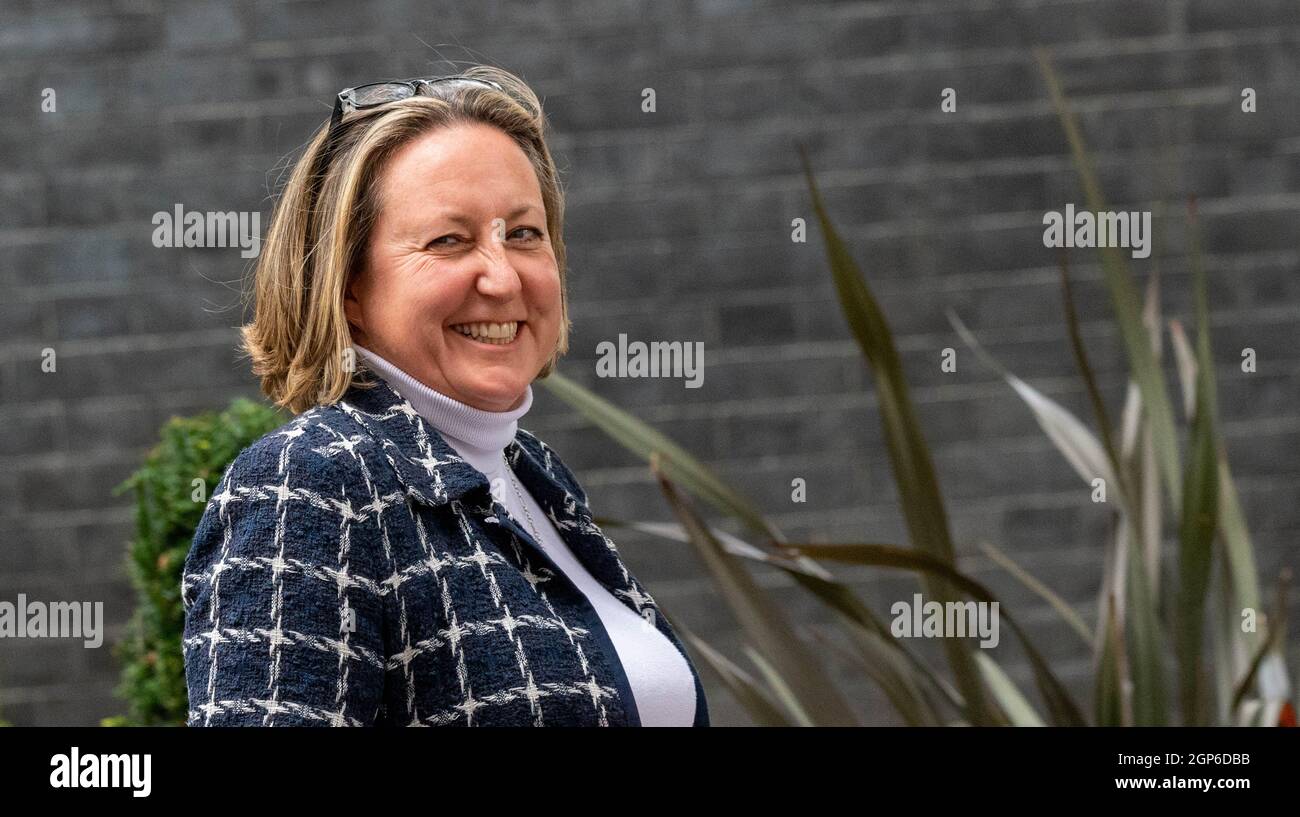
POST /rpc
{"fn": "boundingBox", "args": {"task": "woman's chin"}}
[438,332,542,410]
[449,378,529,412]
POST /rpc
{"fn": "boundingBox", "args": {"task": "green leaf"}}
[1217,455,1262,632]
[1230,571,1291,717]
[979,540,1093,649]
[976,652,1046,727]
[778,541,1087,726]
[651,457,860,726]
[1121,271,1171,726]
[822,625,947,726]
[1035,47,1183,513]
[1168,319,1198,422]
[799,146,998,726]
[678,629,794,727]
[1176,198,1221,725]
[1036,49,1177,725]
[539,370,781,542]
[602,515,969,720]
[1123,504,1169,725]
[1095,592,1129,726]
[948,309,1119,496]
[743,646,817,726]
[1058,251,1126,496]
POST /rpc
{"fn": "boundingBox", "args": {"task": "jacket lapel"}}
[505,434,706,726]
[335,376,490,507]
[505,436,662,623]
[334,374,703,724]
[334,375,656,620]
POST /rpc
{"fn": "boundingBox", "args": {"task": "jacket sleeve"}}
[181,430,391,726]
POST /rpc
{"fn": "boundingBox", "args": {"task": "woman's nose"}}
[475,238,524,297]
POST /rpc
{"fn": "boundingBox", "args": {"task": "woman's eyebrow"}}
[434,204,542,227]
[502,203,542,220]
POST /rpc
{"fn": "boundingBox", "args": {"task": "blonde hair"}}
[242,66,570,414]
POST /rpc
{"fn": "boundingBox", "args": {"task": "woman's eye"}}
[426,228,541,250]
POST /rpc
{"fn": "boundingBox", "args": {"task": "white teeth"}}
[451,321,519,344]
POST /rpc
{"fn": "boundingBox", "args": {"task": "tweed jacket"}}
[180,374,709,727]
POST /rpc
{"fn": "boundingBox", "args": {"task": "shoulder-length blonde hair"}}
[242,65,570,414]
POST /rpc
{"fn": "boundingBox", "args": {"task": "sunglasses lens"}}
[351,83,416,107]
[420,77,502,94]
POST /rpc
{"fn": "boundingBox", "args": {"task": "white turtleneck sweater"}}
[352,344,696,727]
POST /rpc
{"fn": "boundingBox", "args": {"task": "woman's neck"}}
[352,343,532,471]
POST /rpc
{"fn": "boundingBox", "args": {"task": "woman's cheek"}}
[531,268,562,315]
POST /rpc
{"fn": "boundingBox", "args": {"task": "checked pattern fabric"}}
[180,374,709,727]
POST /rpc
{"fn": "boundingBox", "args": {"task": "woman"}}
[180,67,709,727]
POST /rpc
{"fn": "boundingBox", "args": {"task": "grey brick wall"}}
[1,0,1297,726]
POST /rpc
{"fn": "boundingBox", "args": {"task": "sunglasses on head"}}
[304,75,506,226]
[329,75,505,130]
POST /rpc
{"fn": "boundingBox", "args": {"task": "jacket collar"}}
[331,373,680,701]
[333,373,500,507]
[332,373,583,526]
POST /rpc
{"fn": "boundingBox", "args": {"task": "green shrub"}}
[105,397,286,726]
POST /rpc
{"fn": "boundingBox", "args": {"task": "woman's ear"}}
[343,273,364,333]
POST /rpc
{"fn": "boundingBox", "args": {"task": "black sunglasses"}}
[304,75,505,222]
[329,75,505,130]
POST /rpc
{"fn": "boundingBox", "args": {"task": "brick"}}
[63,397,161,454]
[1188,0,1300,32]
[17,456,139,514]
[164,0,246,49]
[0,402,60,458]
[0,9,162,57]
[0,517,78,577]
[0,173,47,228]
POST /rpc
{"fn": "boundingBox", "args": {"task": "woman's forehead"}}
[376,133,544,224]
[387,123,531,179]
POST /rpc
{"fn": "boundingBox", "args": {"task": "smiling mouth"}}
[449,320,521,346]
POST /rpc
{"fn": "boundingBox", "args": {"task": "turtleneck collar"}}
[352,343,532,469]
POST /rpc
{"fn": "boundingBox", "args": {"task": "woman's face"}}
[345,121,562,412]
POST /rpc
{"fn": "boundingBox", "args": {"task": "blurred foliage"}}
[104,398,285,726]
[541,49,1295,726]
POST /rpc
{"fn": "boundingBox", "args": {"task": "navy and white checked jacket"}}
[181,374,709,726]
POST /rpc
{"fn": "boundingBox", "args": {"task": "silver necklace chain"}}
[502,452,543,543]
